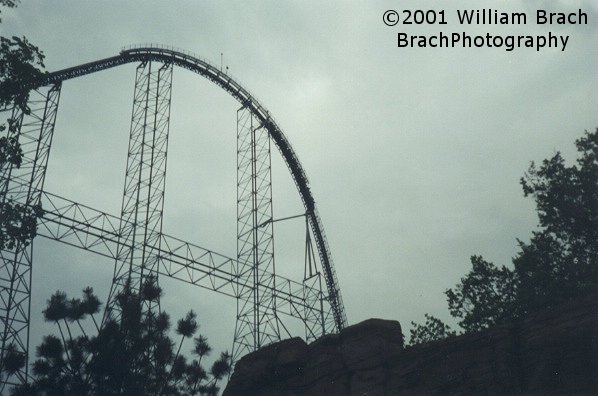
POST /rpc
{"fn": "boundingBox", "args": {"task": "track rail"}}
[32,46,347,330]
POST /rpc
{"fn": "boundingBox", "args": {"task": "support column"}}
[302,217,327,342]
[233,105,279,360]
[106,61,172,319]
[0,84,61,389]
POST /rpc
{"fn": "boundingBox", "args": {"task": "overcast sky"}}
[2,0,597,367]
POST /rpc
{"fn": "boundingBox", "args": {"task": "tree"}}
[408,129,598,346]
[0,34,45,110]
[1,0,46,111]
[409,314,456,346]
[516,129,598,312]
[12,279,231,396]
[445,256,519,333]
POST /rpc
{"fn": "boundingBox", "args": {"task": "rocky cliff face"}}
[224,295,597,395]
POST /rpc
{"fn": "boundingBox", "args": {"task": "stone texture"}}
[224,295,597,395]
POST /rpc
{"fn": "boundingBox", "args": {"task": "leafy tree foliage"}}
[1,0,46,111]
[12,280,231,395]
[516,130,598,312]
[0,35,45,111]
[408,129,598,346]
[445,255,519,333]
[409,314,456,346]
[0,125,44,251]
[0,196,43,250]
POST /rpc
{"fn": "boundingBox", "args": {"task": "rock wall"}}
[224,295,597,395]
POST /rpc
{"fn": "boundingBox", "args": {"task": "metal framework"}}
[0,85,61,388]
[0,46,347,389]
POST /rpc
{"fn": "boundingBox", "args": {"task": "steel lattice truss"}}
[0,46,346,389]
[106,61,173,320]
[234,106,280,359]
[0,86,61,388]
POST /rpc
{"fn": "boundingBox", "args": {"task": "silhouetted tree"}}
[12,279,231,395]
[409,314,456,346]
[409,129,598,346]
[445,255,519,333]
[515,129,598,312]
[1,0,46,110]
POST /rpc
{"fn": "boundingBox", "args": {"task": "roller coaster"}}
[0,45,347,388]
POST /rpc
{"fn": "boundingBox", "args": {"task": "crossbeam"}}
[30,188,327,319]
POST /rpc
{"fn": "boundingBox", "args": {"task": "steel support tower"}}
[302,217,328,341]
[105,61,173,320]
[234,105,279,360]
[0,85,61,388]
[0,47,347,390]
